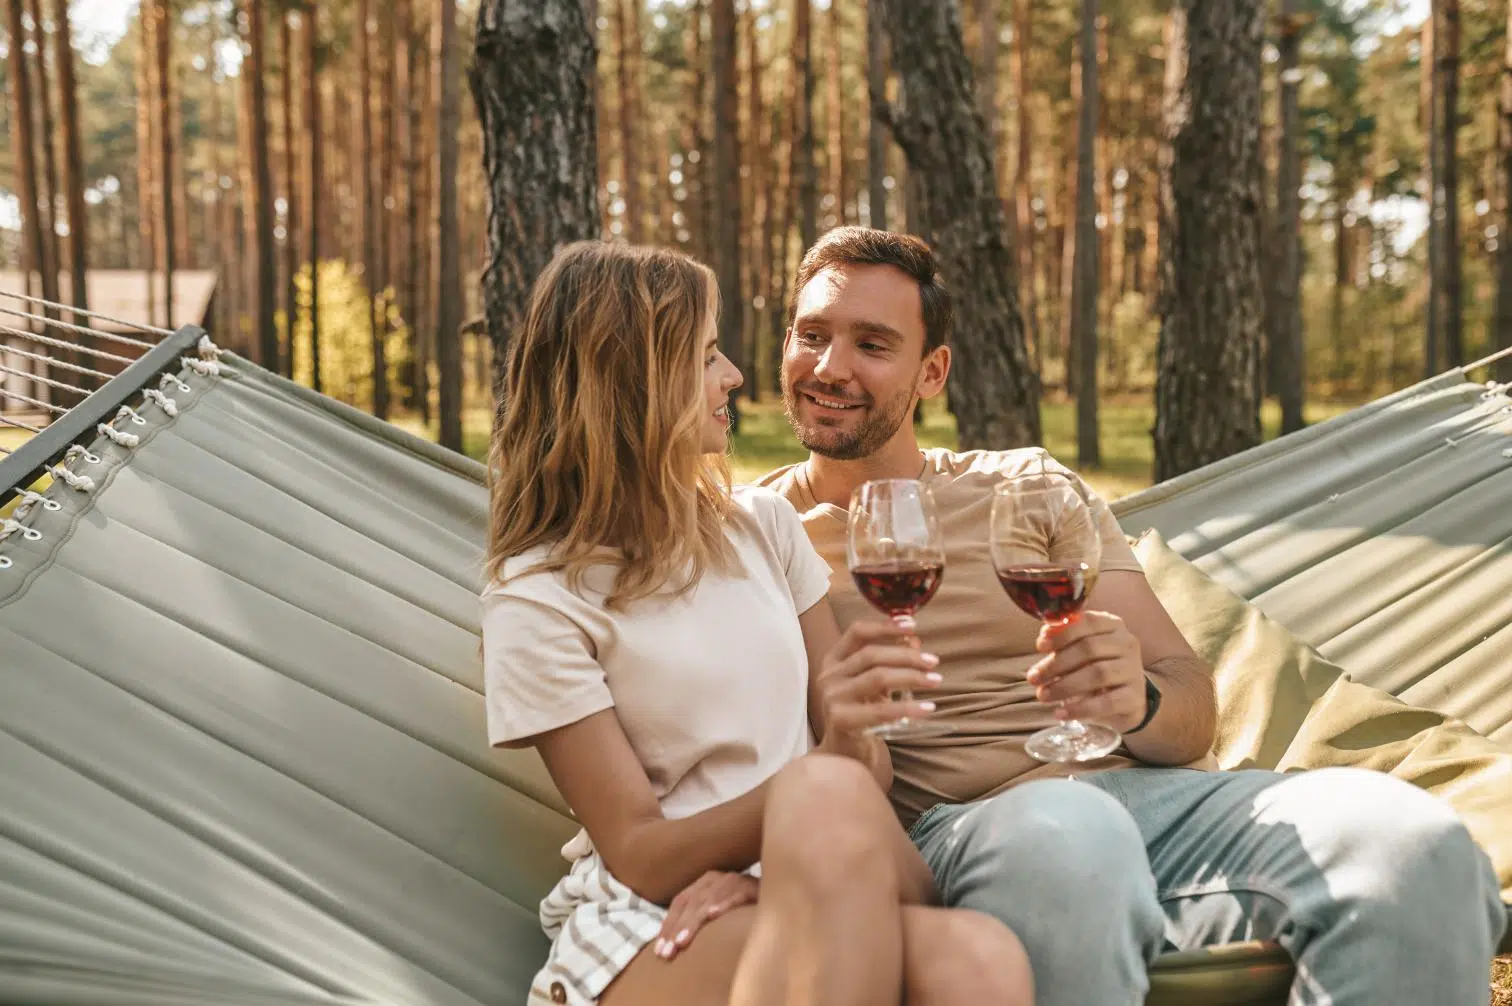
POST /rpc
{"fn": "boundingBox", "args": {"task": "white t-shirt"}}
[481,486,833,826]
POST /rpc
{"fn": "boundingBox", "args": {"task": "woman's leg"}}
[902,907,1034,1006]
[729,754,927,1006]
[599,906,757,1006]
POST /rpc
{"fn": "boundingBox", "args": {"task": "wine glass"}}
[847,479,954,739]
[989,469,1122,762]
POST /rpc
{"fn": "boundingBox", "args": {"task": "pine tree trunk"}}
[4,0,49,399]
[1438,0,1462,369]
[745,6,765,384]
[1152,0,1265,482]
[683,1,707,260]
[795,0,817,250]
[616,0,642,242]
[1496,0,1512,385]
[150,0,174,328]
[1013,0,1039,376]
[280,8,297,377]
[826,1,847,226]
[394,0,414,397]
[1423,14,1441,377]
[51,0,87,329]
[433,0,461,448]
[1270,0,1305,433]
[711,0,743,417]
[243,0,278,369]
[358,0,388,417]
[866,0,888,230]
[1071,0,1099,468]
[471,1,598,397]
[135,22,156,326]
[25,0,61,319]
[302,1,321,393]
[874,0,1040,448]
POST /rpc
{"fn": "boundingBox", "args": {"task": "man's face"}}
[781,263,948,461]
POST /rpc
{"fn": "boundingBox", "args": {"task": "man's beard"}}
[780,373,918,461]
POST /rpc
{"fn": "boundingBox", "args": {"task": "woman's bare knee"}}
[902,907,1034,1005]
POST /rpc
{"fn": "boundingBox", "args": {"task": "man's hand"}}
[1027,610,1148,734]
[814,617,942,763]
[652,870,759,960]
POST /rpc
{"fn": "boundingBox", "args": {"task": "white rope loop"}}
[182,356,220,377]
[13,490,61,519]
[64,445,100,465]
[97,422,140,449]
[49,463,95,492]
[116,405,148,426]
[142,388,179,417]
[160,372,193,394]
[0,518,42,542]
[197,335,223,360]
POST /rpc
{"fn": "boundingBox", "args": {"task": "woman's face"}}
[699,308,744,454]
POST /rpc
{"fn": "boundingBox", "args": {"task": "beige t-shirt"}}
[481,485,833,832]
[759,447,1149,828]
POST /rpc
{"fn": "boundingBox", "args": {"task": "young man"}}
[757,226,1506,1006]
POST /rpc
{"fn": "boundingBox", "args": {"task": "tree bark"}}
[1438,0,1462,369]
[795,0,817,250]
[25,0,60,317]
[280,7,297,377]
[470,0,598,398]
[866,0,888,230]
[826,0,848,226]
[51,0,85,329]
[1423,14,1441,377]
[616,0,642,242]
[1071,0,1099,468]
[1496,0,1512,385]
[1013,0,1039,376]
[433,0,461,448]
[1152,0,1265,482]
[711,0,743,416]
[874,0,1040,449]
[4,0,50,399]
[149,0,173,328]
[243,0,278,369]
[358,0,388,416]
[302,1,321,393]
[1270,0,1304,433]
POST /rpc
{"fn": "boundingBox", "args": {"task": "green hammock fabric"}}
[0,353,1506,1005]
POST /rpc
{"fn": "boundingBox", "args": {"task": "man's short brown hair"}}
[789,227,953,353]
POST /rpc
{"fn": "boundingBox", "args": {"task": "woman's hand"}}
[653,870,760,960]
[814,617,941,764]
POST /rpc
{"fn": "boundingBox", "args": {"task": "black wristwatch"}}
[1126,676,1163,734]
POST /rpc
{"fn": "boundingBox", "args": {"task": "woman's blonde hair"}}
[486,241,734,608]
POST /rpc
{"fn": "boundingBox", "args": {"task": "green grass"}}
[386,394,1353,504]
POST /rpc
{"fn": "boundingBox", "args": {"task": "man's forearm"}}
[1122,653,1218,765]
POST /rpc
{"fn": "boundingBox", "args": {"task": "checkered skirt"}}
[528,850,669,1005]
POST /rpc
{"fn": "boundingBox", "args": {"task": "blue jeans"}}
[909,767,1506,1006]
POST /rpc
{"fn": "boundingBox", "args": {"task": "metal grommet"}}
[0,556,11,570]
[549,982,569,1004]
[20,528,41,541]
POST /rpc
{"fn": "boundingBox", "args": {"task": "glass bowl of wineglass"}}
[847,478,954,739]
[989,469,1121,763]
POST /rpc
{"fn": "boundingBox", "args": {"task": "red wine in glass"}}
[847,479,954,739]
[852,560,945,618]
[990,470,1121,763]
[996,563,1091,625]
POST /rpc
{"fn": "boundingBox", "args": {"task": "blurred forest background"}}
[1,0,1510,496]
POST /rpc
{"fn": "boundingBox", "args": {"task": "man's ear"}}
[918,345,951,399]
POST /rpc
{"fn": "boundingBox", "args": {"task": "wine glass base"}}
[1024,722,1122,763]
[865,718,958,740]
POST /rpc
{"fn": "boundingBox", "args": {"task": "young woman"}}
[481,241,1032,1006]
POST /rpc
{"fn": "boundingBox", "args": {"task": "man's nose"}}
[813,344,851,384]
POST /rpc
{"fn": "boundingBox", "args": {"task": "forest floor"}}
[381,393,1353,502]
[1495,958,1511,1005]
